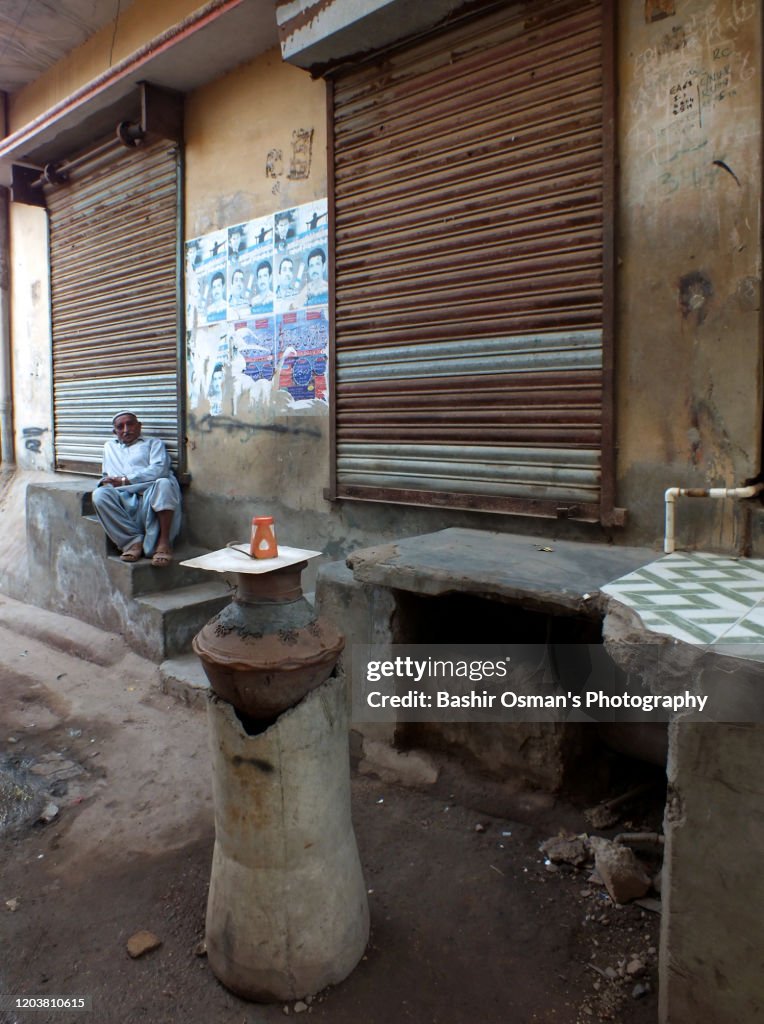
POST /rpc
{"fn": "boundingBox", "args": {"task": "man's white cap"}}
[112,411,139,424]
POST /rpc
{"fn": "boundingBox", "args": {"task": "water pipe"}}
[664,484,764,553]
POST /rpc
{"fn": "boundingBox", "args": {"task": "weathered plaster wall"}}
[617,0,762,550]
[10,205,53,470]
[183,49,332,556]
[8,0,202,132]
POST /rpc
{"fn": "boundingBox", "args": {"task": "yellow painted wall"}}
[185,48,326,235]
[183,48,330,517]
[9,0,202,131]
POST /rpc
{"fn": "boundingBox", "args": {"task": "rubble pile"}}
[537,826,664,1023]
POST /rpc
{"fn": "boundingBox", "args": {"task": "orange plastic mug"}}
[250,516,278,559]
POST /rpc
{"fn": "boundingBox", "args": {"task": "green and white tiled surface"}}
[602,551,764,649]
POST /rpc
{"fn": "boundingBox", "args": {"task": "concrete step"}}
[160,653,211,710]
[131,580,231,661]
[103,548,214,598]
[79,510,114,554]
[26,479,231,666]
[82,515,213,598]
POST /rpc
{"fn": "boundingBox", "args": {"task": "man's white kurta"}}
[92,436,182,555]
[102,436,173,483]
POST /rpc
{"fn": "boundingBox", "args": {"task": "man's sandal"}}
[152,548,173,568]
[120,543,143,563]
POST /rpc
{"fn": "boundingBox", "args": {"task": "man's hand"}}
[99,476,129,487]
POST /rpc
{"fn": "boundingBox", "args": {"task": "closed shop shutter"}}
[330,0,616,522]
[46,139,181,474]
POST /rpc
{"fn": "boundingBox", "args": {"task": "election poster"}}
[275,308,329,404]
[185,199,330,413]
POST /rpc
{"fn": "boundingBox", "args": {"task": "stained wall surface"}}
[661,720,764,1022]
[182,49,332,556]
[616,0,762,548]
[10,205,53,470]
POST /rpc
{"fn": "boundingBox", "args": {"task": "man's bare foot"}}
[151,547,172,567]
[120,542,143,562]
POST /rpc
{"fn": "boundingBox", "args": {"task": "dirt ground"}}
[0,595,662,1024]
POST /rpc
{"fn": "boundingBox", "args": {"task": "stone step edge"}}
[134,580,232,613]
[160,654,210,711]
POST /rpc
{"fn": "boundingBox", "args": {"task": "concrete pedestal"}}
[205,675,369,1001]
[659,721,764,1023]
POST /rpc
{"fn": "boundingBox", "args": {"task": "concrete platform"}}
[347,527,657,616]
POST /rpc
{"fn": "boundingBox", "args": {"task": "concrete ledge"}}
[160,654,210,710]
[133,581,230,660]
[278,0,467,71]
[347,528,656,616]
[316,556,587,792]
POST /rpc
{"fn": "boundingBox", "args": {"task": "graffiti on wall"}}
[186,198,329,417]
[22,425,48,454]
[627,0,757,201]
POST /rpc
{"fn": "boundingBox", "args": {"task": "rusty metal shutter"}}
[330,0,616,522]
[46,139,181,474]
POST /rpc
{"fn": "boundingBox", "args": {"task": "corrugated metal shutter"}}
[46,139,181,474]
[331,0,614,521]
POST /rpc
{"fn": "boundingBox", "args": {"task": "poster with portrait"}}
[187,321,232,415]
[239,215,275,316]
[226,223,250,319]
[197,229,228,326]
[184,236,205,329]
[227,223,247,264]
[273,207,297,255]
[293,199,329,308]
[272,208,305,314]
[275,308,329,404]
[272,200,329,313]
[184,199,330,414]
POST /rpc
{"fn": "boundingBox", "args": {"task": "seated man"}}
[91,412,182,567]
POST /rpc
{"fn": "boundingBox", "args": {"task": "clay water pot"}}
[192,560,344,719]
